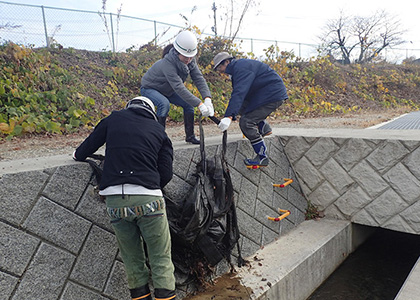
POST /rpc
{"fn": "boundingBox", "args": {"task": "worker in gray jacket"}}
[141,30,214,144]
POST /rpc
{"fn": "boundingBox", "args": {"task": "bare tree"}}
[321,11,355,64]
[98,0,123,52]
[214,0,259,41]
[320,10,406,64]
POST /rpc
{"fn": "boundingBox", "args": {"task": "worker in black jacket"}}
[73,97,176,300]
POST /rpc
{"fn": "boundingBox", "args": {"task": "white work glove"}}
[198,102,210,117]
[204,98,214,117]
[218,117,232,132]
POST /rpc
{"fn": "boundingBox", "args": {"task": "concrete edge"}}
[0,134,246,176]
[236,219,352,300]
[0,153,79,175]
[272,127,420,141]
[3,127,420,176]
[395,256,420,300]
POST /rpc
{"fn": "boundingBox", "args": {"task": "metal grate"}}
[377,111,420,130]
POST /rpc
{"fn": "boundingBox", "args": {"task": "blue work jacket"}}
[224,59,288,119]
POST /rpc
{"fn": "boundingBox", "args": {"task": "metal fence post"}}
[154,21,157,46]
[110,12,115,52]
[41,6,49,48]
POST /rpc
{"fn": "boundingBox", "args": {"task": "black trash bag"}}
[83,154,106,202]
[166,117,244,285]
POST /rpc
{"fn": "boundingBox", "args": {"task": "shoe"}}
[155,288,176,300]
[258,120,272,137]
[185,135,200,144]
[244,155,269,166]
[184,113,200,144]
[130,285,152,300]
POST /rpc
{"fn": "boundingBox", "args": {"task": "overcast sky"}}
[3,0,420,60]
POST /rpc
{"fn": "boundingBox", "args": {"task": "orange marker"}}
[273,178,293,188]
[246,165,266,169]
[267,209,291,222]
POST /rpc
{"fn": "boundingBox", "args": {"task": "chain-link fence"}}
[0,1,322,58]
[0,1,183,51]
[0,1,418,62]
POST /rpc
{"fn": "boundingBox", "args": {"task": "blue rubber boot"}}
[244,140,269,166]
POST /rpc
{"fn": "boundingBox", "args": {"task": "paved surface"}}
[376,111,420,130]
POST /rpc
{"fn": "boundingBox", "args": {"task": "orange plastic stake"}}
[273,178,293,188]
[267,209,291,222]
[246,165,265,170]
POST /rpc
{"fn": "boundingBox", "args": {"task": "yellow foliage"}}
[0,123,11,133]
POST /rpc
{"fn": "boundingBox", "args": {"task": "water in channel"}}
[307,227,420,300]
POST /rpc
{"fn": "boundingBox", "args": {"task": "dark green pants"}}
[105,195,175,291]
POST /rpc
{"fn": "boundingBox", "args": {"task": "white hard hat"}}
[173,31,197,57]
[126,96,156,113]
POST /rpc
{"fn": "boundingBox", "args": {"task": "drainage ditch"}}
[307,227,420,300]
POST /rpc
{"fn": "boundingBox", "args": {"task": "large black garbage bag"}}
[166,117,243,284]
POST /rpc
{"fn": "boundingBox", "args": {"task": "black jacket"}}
[74,107,173,190]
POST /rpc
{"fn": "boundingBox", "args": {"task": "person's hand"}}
[198,102,210,117]
[204,98,214,117]
[218,117,232,131]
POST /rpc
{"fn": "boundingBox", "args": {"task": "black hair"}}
[162,44,174,58]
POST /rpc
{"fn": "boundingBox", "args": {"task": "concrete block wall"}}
[282,135,420,235]
[0,135,307,300]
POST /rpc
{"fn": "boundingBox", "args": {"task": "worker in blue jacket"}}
[213,52,288,167]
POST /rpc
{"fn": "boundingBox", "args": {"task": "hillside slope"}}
[0,42,420,138]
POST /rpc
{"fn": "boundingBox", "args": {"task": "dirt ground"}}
[0,110,404,162]
[182,273,253,300]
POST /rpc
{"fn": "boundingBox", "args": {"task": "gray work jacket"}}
[141,48,211,107]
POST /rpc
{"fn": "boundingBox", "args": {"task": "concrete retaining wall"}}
[0,135,307,300]
[281,132,420,235]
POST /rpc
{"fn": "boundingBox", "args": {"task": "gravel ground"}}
[0,110,404,162]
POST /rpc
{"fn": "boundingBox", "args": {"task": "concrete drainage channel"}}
[189,219,420,300]
[236,219,354,300]
[187,219,364,300]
